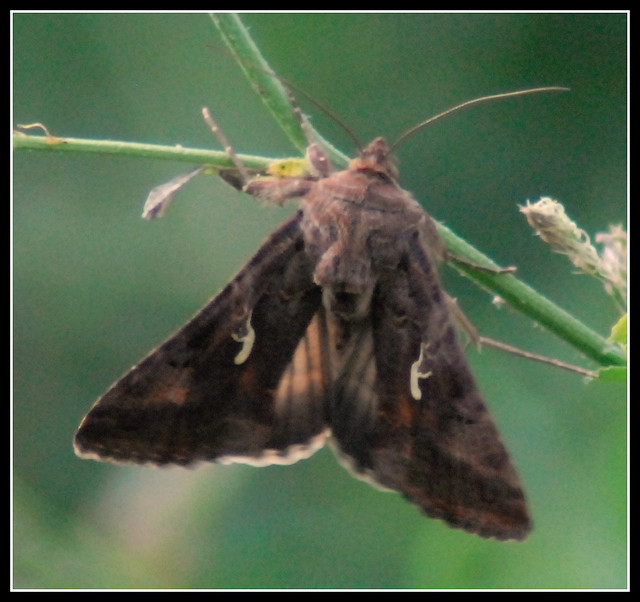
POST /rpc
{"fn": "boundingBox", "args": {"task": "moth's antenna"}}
[390,87,569,153]
[280,74,365,152]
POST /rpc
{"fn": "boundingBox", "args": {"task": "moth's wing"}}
[329,232,531,541]
[75,212,330,466]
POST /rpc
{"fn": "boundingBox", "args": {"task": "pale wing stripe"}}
[274,313,328,414]
[343,327,377,422]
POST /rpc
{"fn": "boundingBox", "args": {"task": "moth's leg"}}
[444,252,592,375]
[142,107,260,220]
[284,101,333,179]
[275,79,334,178]
[202,107,252,187]
[412,218,511,339]
[243,177,314,206]
[405,227,482,348]
[202,106,315,205]
[238,91,331,203]
[444,294,481,347]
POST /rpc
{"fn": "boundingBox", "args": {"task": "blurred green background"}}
[13,13,627,589]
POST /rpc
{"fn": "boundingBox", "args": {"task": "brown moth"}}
[74,88,566,541]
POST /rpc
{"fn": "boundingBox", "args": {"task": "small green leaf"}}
[609,314,627,346]
[595,365,627,383]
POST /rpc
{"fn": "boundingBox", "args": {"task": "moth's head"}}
[349,137,399,181]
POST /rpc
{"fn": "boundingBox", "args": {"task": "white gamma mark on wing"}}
[410,342,433,401]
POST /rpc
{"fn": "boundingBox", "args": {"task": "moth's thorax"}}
[300,144,426,297]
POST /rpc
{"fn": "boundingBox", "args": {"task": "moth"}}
[75,87,566,541]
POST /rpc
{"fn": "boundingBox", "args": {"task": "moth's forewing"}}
[328,232,530,541]
[74,213,330,466]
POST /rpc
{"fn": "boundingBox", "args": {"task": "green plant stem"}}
[209,12,349,167]
[442,225,625,367]
[13,132,271,170]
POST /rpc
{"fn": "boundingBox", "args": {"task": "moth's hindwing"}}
[74,212,331,466]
